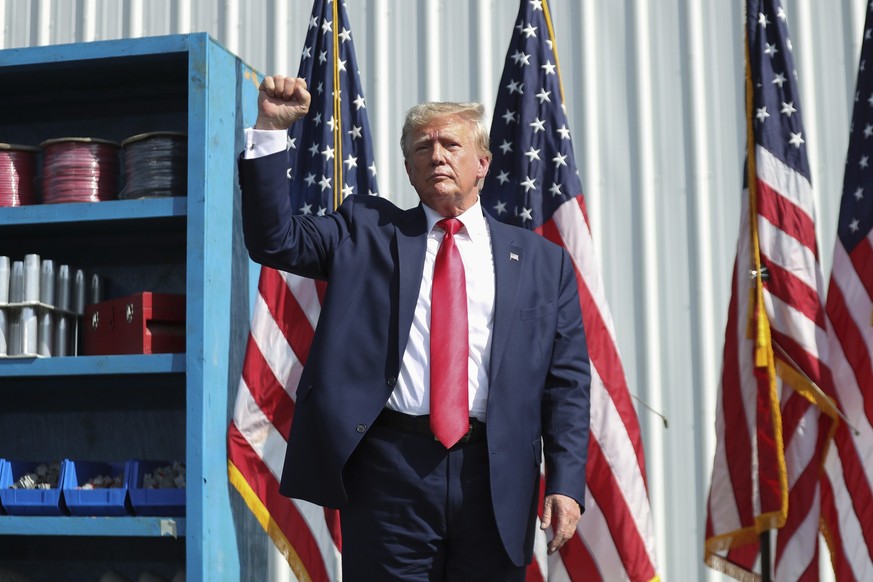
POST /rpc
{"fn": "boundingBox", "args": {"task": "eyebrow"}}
[413,131,463,147]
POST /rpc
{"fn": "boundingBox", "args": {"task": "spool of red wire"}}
[0,143,39,207]
[40,138,120,204]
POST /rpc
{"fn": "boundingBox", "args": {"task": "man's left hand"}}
[540,493,581,555]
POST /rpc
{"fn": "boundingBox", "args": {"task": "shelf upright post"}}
[185,33,248,580]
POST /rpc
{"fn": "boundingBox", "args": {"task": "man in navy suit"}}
[239,75,591,581]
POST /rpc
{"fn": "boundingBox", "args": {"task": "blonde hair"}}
[400,102,491,160]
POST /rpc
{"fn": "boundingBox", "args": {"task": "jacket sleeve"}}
[238,150,353,280]
[541,248,591,510]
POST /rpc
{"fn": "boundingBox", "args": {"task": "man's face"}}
[404,115,491,217]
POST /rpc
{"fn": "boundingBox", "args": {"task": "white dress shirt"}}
[387,201,495,421]
[243,127,496,420]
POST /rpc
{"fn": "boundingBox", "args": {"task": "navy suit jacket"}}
[239,151,591,566]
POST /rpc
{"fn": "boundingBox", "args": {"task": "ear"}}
[476,154,491,180]
[404,158,414,184]
[476,155,491,190]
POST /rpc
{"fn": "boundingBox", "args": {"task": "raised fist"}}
[254,75,312,130]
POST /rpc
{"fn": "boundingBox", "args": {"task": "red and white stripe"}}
[758,146,835,582]
[821,224,873,580]
[229,270,341,582]
[705,145,837,581]
[533,195,659,581]
[705,186,776,577]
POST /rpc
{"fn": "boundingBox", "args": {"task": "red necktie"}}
[430,218,469,448]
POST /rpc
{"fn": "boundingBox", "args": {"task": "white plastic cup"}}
[54,314,69,357]
[0,256,10,305]
[8,312,20,355]
[89,273,103,305]
[24,254,40,303]
[0,308,7,356]
[55,265,70,311]
[38,308,53,357]
[73,269,86,315]
[10,260,24,303]
[40,260,55,305]
[21,306,37,355]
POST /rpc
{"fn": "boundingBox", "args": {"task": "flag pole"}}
[331,0,342,212]
[760,531,771,582]
[746,4,780,579]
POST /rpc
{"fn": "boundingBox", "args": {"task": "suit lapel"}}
[487,215,523,383]
[395,205,428,366]
[393,209,522,384]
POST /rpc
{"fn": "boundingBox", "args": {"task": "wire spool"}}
[40,137,120,204]
[0,144,39,207]
[120,132,188,199]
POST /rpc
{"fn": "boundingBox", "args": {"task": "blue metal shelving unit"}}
[0,33,260,580]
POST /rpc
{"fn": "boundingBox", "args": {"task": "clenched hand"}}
[254,75,312,131]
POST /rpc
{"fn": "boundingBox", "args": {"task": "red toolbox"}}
[83,292,186,355]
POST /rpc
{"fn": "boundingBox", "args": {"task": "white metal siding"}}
[2,1,863,580]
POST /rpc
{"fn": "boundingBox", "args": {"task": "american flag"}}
[704,1,839,580]
[821,0,873,578]
[227,0,378,579]
[482,1,659,580]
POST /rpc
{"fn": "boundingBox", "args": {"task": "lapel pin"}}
[509,252,519,262]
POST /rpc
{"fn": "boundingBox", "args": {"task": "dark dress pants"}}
[340,423,526,581]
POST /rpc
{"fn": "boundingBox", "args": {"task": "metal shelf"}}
[0,197,187,226]
[0,353,185,377]
[0,516,185,537]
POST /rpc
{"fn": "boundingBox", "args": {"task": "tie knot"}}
[438,218,462,237]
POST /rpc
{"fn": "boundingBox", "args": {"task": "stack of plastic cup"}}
[0,256,8,355]
[38,260,55,356]
[21,254,40,355]
[8,260,24,355]
[54,265,71,357]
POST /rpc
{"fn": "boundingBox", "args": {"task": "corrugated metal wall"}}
[2,1,863,580]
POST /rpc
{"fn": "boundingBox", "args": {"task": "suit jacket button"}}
[356,424,367,433]
[386,376,397,386]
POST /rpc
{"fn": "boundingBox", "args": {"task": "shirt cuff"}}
[243,128,287,159]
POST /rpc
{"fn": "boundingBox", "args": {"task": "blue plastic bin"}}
[62,459,130,516]
[0,459,66,516]
[127,460,185,516]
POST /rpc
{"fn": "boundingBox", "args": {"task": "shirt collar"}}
[421,197,488,243]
